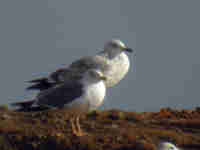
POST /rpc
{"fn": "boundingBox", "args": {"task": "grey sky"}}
[0,0,199,112]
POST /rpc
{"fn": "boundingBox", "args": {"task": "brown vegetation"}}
[0,107,200,150]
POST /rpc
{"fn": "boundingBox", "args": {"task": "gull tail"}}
[26,68,66,91]
[11,100,50,112]
[11,100,35,108]
[26,78,55,91]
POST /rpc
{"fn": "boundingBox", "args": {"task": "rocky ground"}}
[0,106,200,150]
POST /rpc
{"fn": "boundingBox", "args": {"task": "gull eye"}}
[169,146,174,150]
[90,71,96,77]
[111,43,119,49]
[89,70,100,78]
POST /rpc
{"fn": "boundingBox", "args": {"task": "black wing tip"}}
[15,106,49,112]
[26,80,56,91]
[11,100,35,108]
[26,84,42,90]
[26,78,49,83]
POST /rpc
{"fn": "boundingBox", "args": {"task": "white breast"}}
[83,81,106,111]
[104,52,130,87]
[64,81,106,111]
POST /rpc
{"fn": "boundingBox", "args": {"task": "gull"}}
[12,69,107,136]
[158,142,180,150]
[27,39,134,91]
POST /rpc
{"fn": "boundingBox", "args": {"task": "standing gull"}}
[13,69,107,136]
[27,39,134,91]
[158,142,180,150]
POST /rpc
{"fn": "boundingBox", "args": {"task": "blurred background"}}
[0,0,200,112]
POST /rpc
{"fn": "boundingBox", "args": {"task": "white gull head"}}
[158,142,180,150]
[103,39,133,58]
[83,69,107,83]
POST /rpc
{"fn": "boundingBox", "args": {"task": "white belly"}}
[64,81,106,111]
